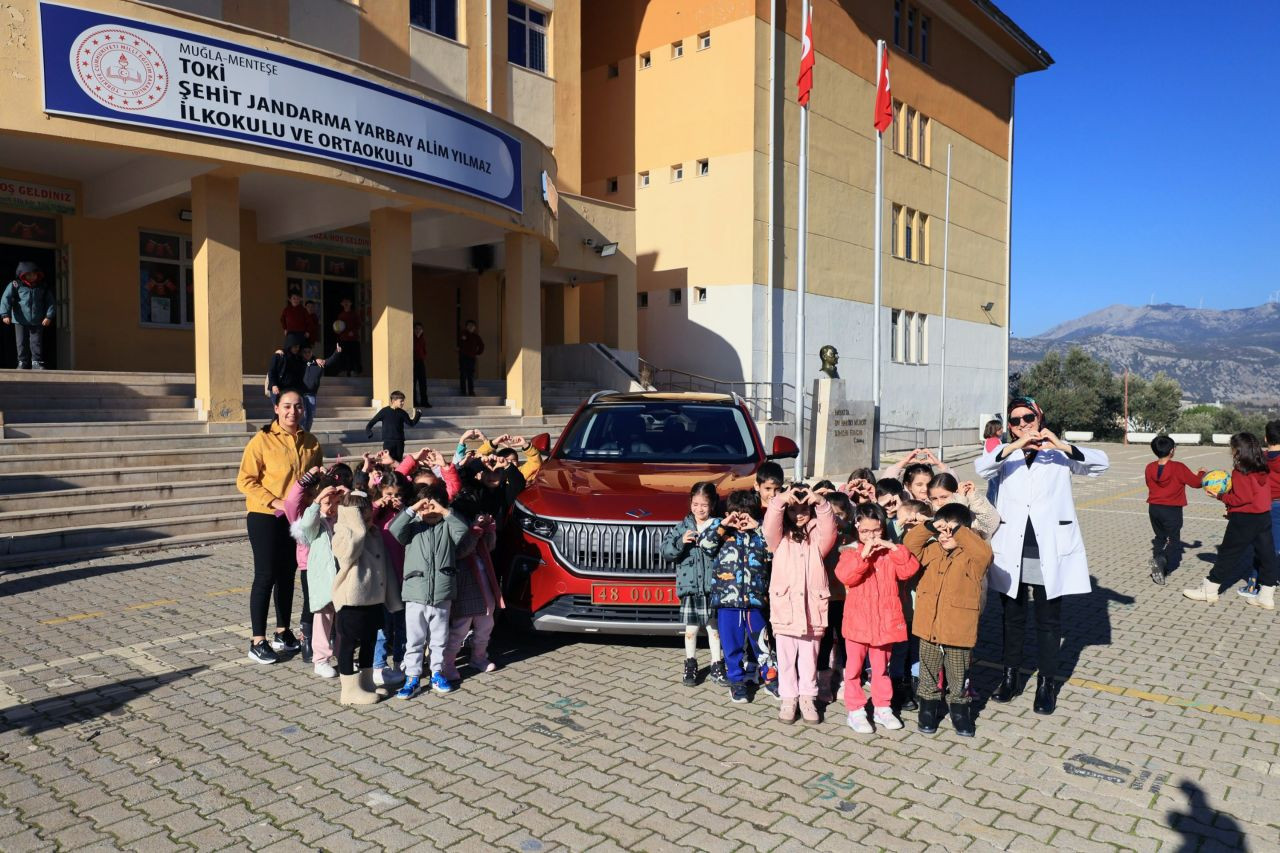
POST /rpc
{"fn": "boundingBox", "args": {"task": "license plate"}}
[591,583,678,606]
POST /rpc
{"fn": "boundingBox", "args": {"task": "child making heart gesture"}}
[661,482,724,687]
[835,502,920,734]
[702,490,770,704]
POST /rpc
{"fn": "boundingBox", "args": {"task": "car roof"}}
[588,391,737,405]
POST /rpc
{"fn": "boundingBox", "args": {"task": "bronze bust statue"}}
[819,345,839,379]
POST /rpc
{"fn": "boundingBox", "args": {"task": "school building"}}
[0,0,1047,433]
[581,0,1051,435]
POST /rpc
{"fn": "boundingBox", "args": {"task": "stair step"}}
[0,466,241,495]
[0,521,246,569]
[0,511,245,559]
[1,409,200,424]
[2,420,243,439]
[0,478,234,512]
[0,432,254,457]
[0,394,193,409]
[0,492,245,534]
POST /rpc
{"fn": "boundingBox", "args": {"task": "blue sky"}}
[999,1,1280,337]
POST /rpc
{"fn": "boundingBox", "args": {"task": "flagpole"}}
[871,39,885,466]
[794,0,811,480]
[938,144,952,462]
[765,0,777,420]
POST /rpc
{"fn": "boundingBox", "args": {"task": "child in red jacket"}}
[1183,432,1278,610]
[1145,435,1206,586]
[835,502,919,735]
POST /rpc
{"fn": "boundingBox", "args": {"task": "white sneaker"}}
[873,707,904,730]
[1182,578,1219,603]
[372,667,405,687]
[846,709,873,734]
[313,661,338,678]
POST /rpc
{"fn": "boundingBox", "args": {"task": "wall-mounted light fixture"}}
[178,209,193,222]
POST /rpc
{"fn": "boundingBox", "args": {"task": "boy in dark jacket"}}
[389,482,473,698]
[297,343,340,432]
[267,334,307,402]
[1,261,54,369]
[366,391,422,461]
[701,489,770,703]
[660,482,724,687]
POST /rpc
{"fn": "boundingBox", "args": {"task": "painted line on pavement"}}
[34,587,248,627]
[973,660,1280,727]
[0,623,248,678]
[38,611,105,625]
[1076,485,1148,510]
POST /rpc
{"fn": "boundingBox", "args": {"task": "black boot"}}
[300,622,313,664]
[949,703,975,737]
[682,657,698,687]
[991,667,1020,703]
[708,660,728,687]
[895,677,918,712]
[1033,675,1058,715]
[917,699,942,734]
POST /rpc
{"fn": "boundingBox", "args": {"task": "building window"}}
[672,40,684,59]
[896,3,932,62]
[638,171,650,187]
[904,107,915,159]
[638,292,649,309]
[139,231,192,328]
[284,250,361,354]
[696,158,709,177]
[894,103,930,166]
[920,16,931,63]
[695,287,708,303]
[918,115,929,165]
[606,177,619,194]
[410,0,458,40]
[698,31,711,50]
[639,52,651,69]
[669,288,683,305]
[906,7,915,55]
[607,63,619,78]
[892,310,927,364]
[893,0,902,48]
[671,164,683,182]
[508,1,548,74]
[892,204,928,263]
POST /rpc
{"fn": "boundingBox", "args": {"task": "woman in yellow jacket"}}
[237,389,323,664]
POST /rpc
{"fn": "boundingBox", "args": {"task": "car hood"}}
[518,459,760,522]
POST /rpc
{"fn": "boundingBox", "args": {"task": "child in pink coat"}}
[835,502,920,734]
[764,484,837,725]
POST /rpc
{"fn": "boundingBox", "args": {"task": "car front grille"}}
[549,520,679,577]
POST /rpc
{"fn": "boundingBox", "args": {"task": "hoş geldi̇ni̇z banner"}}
[39,0,523,212]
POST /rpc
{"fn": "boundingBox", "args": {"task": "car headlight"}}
[515,504,557,540]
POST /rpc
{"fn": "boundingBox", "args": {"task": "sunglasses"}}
[1010,413,1039,426]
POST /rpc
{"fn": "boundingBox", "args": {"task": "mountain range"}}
[1010,302,1280,405]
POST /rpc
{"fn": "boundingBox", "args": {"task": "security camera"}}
[582,238,595,248]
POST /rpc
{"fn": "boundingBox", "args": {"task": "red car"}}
[503,391,798,634]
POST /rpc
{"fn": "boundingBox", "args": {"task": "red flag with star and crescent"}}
[873,46,893,133]
[797,7,814,107]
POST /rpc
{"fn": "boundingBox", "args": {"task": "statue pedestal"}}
[809,378,873,479]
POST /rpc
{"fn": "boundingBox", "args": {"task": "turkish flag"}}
[873,46,893,133]
[797,7,814,107]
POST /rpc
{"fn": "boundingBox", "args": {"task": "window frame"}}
[671,40,684,59]
[669,287,683,306]
[139,230,193,329]
[639,52,652,69]
[409,0,458,41]
[606,176,619,194]
[507,1,549,74]
[696,158,709,177]
[638,292,649,309]
[638,171,650,188]
[671,163,683,182]
[698,31,711,50]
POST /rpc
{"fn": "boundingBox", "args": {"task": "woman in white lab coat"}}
[975,397,1109,715]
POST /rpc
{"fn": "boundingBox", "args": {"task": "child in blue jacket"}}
[701,489,771,703]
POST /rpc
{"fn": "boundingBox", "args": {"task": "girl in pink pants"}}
[764,485,837,725]
[835,502,920,734]
[440,512,504,681]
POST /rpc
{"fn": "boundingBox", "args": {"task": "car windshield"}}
[557,403,758,463]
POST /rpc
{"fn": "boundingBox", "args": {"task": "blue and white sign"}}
[39,1,523,212]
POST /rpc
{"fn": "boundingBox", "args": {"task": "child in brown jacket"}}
[903,503,993,737]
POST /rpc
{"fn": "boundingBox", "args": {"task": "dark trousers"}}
[1208,511,1278,589]
[14,324,44,367]
[717,608,766,685]
[817,599,846,672]
[341,340,363,375]
[247,513,296,637]
[458,355,476,395]
[383,440,404,462]
[413,358,430,405]
[299,571,312,629]
[334,604,382,676]
[1001,582,1062,677]
[1148,504,1185,570]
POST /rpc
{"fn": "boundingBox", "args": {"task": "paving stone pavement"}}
[1,443,1277,851]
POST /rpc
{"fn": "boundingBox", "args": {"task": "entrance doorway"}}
[0,241,58,370]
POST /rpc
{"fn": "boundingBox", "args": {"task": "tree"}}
[1019,347,1121,435]
[1127,372,1182,432]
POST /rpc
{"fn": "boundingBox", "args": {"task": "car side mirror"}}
[530,432,551,454]
[767,435,799,460]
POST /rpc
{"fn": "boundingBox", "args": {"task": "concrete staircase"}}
[0,370,591,569]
